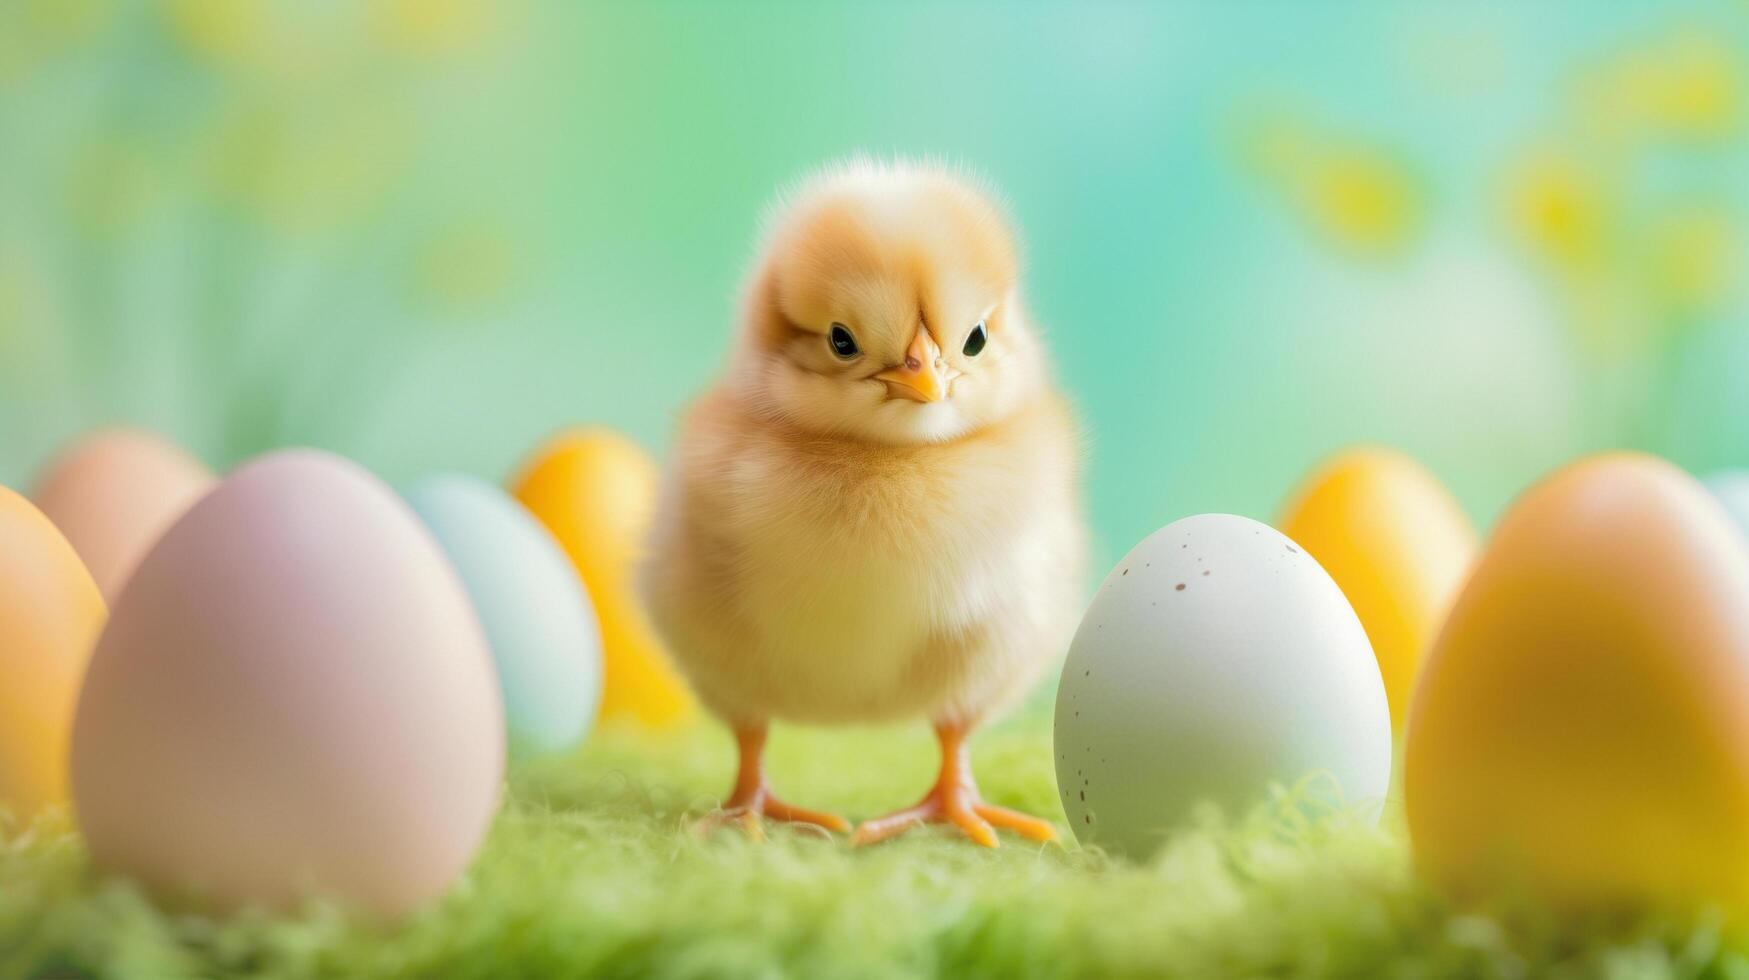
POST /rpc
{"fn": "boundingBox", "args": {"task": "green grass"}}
[4,701,1747,979]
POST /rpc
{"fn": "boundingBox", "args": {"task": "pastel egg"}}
[1406,454,1749,915]
[509,429,695,728]
[0,486,106,817]
[407,474,602,758]
[31,427,214,602]
[1278,447,1477,733]
[72,450,504,917]
[1056,514,1392,859]
[1704,470,1749,540]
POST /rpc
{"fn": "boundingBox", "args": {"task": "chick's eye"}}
[828,323,859,359]
[963,320,988,357]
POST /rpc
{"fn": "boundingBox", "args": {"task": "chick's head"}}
[733,160,1048,445]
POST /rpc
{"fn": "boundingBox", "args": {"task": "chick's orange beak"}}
[875,329,948,403]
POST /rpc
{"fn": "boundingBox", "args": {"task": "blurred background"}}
[1,0,1745,574]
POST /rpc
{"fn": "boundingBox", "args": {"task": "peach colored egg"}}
[32,427,214,602]
[0,486,106,817]
[1407,453,1749,917]
[71,449,504,918]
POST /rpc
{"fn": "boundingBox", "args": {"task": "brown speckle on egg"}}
[1175,583,1186,591]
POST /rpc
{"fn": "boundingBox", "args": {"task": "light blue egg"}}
[1705,471,1749,541]
[407,474,601,757]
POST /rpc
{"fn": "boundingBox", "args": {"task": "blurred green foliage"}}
[1,0,1746,571]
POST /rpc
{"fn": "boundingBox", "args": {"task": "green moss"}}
[4,706,1745,979]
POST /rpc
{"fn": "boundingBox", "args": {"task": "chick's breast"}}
[640,391,1085,728]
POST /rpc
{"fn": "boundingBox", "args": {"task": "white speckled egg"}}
[1055,513,1391,859]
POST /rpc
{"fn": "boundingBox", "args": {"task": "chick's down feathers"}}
[640,159,1086,730]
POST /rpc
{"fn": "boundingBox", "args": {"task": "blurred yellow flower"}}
[374,0,501,59]
[415,221,518,311]
[165,0,369,81]
[0,0,116,83]
[1575,29,1741,143]
[1505,26,1745,362]
[1503,150,1610,272]
[1242,115,1423,257]
[166,0,269,69]
[208,96,409,235]
[1648,208,1739,315]
[1306,151,1420,255]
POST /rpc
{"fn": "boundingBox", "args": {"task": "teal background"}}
[2,0,1746,573]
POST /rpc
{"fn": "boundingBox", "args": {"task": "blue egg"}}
[1706,471,1749,541]
[407,474,601,757]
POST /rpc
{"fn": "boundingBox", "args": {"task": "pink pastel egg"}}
[32,427,214,602]
[71,449,504,918]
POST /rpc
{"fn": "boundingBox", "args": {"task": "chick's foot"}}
[696,723,849,840]
[851,723,1058,849]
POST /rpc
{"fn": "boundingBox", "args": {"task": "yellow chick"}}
[640,159,1086,846]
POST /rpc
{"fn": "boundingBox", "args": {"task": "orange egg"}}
[1278,447,1477,733]
[32,428,214,602]
[1406,453,1749,915]
[0,485,106,817]
[509,429,695,728]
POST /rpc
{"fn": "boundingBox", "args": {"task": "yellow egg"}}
[1278,447,1477,734]
[32,427,214,602]
[0,485,106,817]
[509,429,695,728]
[1406,453,1749,915]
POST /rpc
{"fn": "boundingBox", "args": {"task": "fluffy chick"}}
[640,159,1086,846]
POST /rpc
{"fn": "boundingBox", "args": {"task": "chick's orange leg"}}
[851,723,1058,849]
[698,724,849,838]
